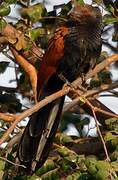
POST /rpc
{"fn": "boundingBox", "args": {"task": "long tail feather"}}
[17,95,64,175]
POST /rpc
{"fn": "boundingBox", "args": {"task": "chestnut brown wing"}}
[37,27,69,96]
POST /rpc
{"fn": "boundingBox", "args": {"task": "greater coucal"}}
[17,4,103,174]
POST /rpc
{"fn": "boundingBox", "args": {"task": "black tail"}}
[17,76,64,174]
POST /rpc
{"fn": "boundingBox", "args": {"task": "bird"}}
[17,4,103,175]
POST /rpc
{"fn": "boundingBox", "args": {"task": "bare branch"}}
[92,109,110,161]
[0,157,26,169]
[64,81,118,114]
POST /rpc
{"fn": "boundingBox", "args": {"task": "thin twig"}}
[0,157,26,168]
[85,124,97,137]
[94,107,118,118]
[92,109,110,161]
[63,81,118,115]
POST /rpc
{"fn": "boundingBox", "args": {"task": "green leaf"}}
[64,154,78,164]
[40,168,60,180]
[28,175,41,180]
[76,0,85,5]
[111,162,118,172]
[95,161,116,180]
[110,151,118,161]
[21,3,47,23]
[57,146,78,158]
[92,0,102,5]
[104,132,117,142]
[4,0,17,4]
[0,160,5,171]
[0,3,11,17]
[98,51,109,63]
[66,170,81,180]
[78,172,91,180]
[0,61,9,74]
[36,160,56,176]
[95,169,111,180]
[111,138,118,149]
[84,155,97,168]
[88,165,97,175]
[60,161,71,172]
[105,118,118,132]
[60,1,72,17]
[0,18,7,32]
[90,79,101,88]
[107,5,114,14]
[0,119,4,127]
[28,28,46,41]
[98,70,112,84]
[0,171,4,179]
[96,161,111,170]
[103,15,118,24]
[55,133,73,145]
[80,117,90,126]
[0,160,5,179]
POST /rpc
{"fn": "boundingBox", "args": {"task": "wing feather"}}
[37,27,69,95]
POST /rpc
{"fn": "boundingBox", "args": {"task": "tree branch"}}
[0,54,118,145]
[73,54,118,87]
[0,87,70,145]
[63,81,118,123]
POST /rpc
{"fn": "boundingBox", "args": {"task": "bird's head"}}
[68,4,102,25]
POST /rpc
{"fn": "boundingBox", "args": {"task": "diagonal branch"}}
[63,81,118,115]
[73,54,118,87]
[0,87,70,145]
[0,54,118,145]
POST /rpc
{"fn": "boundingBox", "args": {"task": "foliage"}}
[2,133,118,179]
[0,0,118,179]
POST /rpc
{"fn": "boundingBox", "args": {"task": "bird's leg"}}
[81,73,86,85]
[58,73,72,87]
[58,73,76,93]
[76,73,87,92]
[58,73,86,93]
